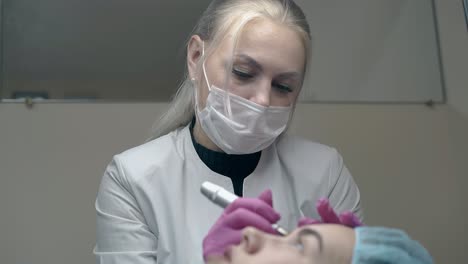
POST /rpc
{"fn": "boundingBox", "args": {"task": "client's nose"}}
[241,227,266,254]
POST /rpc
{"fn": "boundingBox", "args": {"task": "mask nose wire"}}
[201,41,234,119]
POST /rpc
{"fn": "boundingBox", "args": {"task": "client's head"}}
[207,224,433,264]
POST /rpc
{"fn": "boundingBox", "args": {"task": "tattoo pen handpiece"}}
[200,181,289,236]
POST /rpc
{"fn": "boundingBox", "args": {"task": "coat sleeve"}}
[94,156,158,263]
[327,148,364,223]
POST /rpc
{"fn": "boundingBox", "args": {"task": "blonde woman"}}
[95,1,363,263]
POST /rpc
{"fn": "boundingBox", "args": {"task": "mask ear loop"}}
[196,42,213,114]
[201,42,211,93]
[223,59,233,119]
[201,41,234,119]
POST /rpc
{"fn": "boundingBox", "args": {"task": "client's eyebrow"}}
[297,228,323,252]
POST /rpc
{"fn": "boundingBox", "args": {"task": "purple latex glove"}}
[298,197,363,228]
[202,189,281,260]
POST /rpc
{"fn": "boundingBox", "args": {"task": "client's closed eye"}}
[295,228,323,255]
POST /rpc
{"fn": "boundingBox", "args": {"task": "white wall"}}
[296,0,444,102]
[1,0,467,263]
[0,103,164,264]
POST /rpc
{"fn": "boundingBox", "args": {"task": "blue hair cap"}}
[353,227,433,264]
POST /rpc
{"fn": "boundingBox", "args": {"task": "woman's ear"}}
[187,35,204,80]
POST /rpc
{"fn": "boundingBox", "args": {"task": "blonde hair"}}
[149,0,311,140]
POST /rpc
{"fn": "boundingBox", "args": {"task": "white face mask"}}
[195,43,292,155]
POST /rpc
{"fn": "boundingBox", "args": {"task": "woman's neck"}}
[193,120,224,152]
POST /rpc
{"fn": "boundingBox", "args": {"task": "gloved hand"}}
[298,197,363,228]
[202,189,281,261]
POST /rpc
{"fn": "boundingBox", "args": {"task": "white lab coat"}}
[94,125,362,264]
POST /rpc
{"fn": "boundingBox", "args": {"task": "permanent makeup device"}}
[200,181,289,236]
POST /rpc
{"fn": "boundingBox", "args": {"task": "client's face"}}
[208,224,355,264]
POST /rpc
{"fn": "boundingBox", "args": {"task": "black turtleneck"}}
[189,118,261,196]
